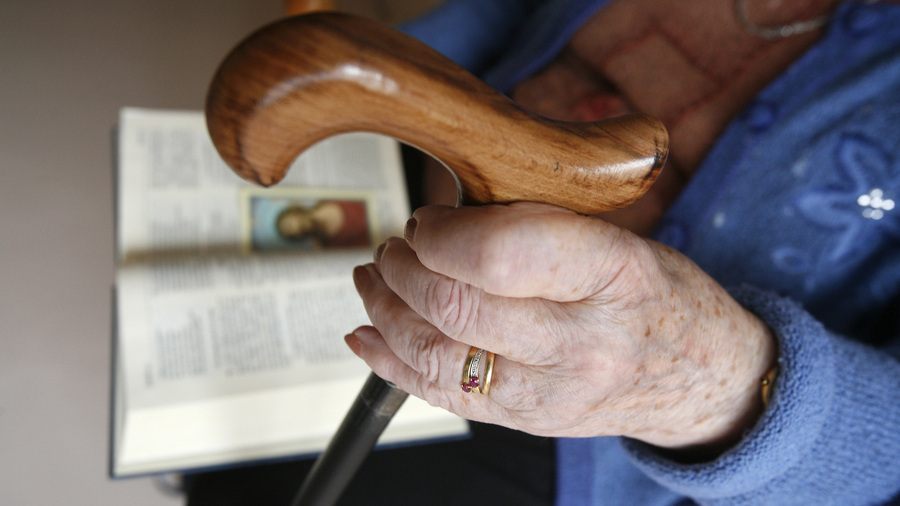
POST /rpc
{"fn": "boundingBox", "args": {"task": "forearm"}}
[397,0,543,73]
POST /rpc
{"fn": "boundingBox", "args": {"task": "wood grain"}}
[206,12,669,214]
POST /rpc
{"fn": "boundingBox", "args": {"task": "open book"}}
[111,108,468,478]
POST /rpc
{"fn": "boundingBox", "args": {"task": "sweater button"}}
[745,100,777,132]
[843,4,881,35]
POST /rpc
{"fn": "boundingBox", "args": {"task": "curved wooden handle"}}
[206,12,668,214]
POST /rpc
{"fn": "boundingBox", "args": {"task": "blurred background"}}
[0,0,439,503]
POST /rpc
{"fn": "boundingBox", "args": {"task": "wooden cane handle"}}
[206,12,668,214]
[283,0,334,16]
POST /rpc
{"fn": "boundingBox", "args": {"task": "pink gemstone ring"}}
[460,346,495,395]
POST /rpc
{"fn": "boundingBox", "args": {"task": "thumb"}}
[406,203,639,301]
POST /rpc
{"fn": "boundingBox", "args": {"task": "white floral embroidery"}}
[857,188,895,220]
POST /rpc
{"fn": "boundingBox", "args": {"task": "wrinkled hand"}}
[347,203,775,453]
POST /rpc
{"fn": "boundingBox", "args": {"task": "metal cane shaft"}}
[291,373,408,506]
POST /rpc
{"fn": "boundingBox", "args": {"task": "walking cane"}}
[205,12,668,505]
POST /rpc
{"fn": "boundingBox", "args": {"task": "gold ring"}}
[460,346,495,395]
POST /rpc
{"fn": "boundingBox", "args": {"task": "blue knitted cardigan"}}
[401,1,900,504]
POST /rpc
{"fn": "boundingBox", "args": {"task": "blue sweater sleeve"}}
[622,286,900,504]
[396,0,543,74]
[398,0,609,91]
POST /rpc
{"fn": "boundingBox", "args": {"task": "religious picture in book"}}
[244,187,376,253]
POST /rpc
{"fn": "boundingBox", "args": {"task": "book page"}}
[113,108,468,476]
[117,251,372,409]
[117,108,409,406]
[115,107,411,408]
[115,257,469,475]
[116,108,409,260]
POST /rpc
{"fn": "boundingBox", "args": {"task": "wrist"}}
[635,244,779,458]
[664,313,778,462]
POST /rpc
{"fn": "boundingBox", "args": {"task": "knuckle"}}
[505,370,592,434]
[405,329,445,384]
[423,276,479,338]
[366,285,403,325]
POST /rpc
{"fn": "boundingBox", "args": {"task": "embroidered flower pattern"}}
[772,133,900,288]
[795,133,900,260]
[857,188,895,220]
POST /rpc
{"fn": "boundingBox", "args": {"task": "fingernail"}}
[353,326,380,341]
[352,264,370,290]
[404,217,417,244]
[344,334,364,358]
[374,242,386,264]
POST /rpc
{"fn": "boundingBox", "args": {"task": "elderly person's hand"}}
[346,202,776,456]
